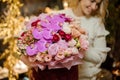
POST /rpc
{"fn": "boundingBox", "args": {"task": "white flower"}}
[71,47,79,55]
[62,23,71,34]
[68,39,77,47]
[64,48,72,56]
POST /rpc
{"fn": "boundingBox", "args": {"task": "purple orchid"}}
[49,23,61,32]
[26,43,38,56]
[42,29,53,39]
[52,14,65,23]
[46,14,65,23]
[32,28,43,39]
[40,20,61,33]
[40,20,51,29]
[32,28,53,40]
[37,39,48,52]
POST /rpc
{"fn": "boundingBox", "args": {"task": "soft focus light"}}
[63,0,68,9]
[44,7,53,13]
[113,70,120,76]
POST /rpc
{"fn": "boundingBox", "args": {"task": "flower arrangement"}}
[17,13,89,70]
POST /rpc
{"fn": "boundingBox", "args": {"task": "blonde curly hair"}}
[66,0,108,19]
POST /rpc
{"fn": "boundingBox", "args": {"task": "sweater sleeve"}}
[84,18,111,65]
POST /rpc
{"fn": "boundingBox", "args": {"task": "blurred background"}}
[0,0,120,80]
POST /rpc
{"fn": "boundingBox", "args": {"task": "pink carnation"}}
[44,54,52,62]
[36,53,45,62]
[48,44,59,56]
[55,52,65,61]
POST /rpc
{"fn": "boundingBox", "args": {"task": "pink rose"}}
[65,34,72,42]
[57,40,68,49]
[71,27,81,38]
[58,30,66,38]
[48,44,59,56]
[79,35,89,50]
[52,34,60,43]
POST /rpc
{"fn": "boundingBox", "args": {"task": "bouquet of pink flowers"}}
[17,13,89,70]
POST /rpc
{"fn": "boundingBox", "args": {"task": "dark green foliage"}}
[106,0,120,61]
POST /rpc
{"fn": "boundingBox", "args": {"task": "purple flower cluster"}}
[17,13,89,70]
[23,13,71,56]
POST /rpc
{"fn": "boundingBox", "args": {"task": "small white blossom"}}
[68,39,77,47]
[72,47,79,55]
[62,23,71,34]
